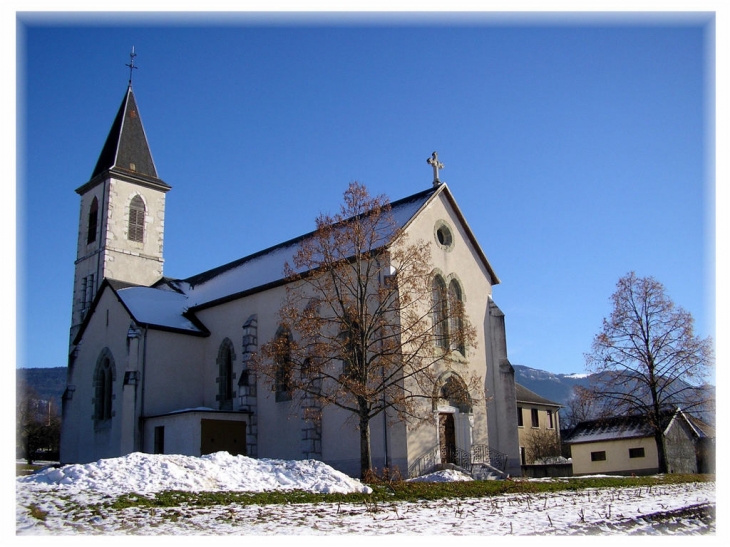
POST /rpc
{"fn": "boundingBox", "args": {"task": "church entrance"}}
[439,412,456,466]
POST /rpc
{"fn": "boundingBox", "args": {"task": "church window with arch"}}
[87,197,98,244]
[217,339,235,411]
[448,279,466,355]
[274,326,293,402]
[128,195,145,242]
[432,275,449,350]
[93,350,115,422]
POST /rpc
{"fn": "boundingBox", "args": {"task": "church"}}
[60,78,522,479]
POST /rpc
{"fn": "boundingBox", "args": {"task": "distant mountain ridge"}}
[16,367,67,411]
[513,364,715,426]
[512,365,592,408]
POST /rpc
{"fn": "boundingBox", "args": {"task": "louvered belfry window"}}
[128,195,145,242]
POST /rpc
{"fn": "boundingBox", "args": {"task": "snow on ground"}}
[16,452,715,535]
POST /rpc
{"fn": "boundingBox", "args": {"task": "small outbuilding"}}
[563,407,713,476]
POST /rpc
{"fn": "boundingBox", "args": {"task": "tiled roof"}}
[563,409,690,445]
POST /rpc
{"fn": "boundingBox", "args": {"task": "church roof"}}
[83,85,169,191]
[78,183,499,340]
[173,185,444,311]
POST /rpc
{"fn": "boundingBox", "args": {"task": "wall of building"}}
[570,437,659,476]
[61,288,133,464]
[517,404,561,464]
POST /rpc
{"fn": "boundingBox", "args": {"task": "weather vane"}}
[126,46,138,85]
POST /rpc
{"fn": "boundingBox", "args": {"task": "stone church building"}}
[60,81,521,478]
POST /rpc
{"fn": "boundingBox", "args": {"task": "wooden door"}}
[439,413,456,465]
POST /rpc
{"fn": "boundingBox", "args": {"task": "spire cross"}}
[427,151,444,186]
[126,46,138,85]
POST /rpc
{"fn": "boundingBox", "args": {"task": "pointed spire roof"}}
[84,85,169,191]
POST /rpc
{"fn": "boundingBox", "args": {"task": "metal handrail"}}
[407,444,509,479]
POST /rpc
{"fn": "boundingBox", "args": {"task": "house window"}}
[87,197,98,244]
[217,339,235,411]
[448,279,465,355]
[517,406,524,427]
[629,447,645,459]
[128,195,145,242]
[432,275,449,350]
[520,446,526,465]
[591,451,607,462]
[531,408,539,428]
[274,326,293,402]
[546,410,554,429]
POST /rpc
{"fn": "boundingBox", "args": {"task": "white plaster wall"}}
[61,288,133,464]
[398,190,493,469]
[141,330,207,417]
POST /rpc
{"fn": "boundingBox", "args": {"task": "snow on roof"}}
[116,286,204,334]
[564,414,656,444]
[181,186,436,309]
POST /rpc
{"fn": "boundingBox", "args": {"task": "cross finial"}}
[427,151,444,186]
[126,46,138,85]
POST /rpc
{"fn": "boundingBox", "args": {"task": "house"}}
[59,80,523,478]
[515,383,562,465]
[563,408,712,476]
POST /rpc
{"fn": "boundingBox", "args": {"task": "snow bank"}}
[18,452,372,495]
[406,469,474,482]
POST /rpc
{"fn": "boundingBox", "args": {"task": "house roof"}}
[515,383,561,408]
[562,408,702,445]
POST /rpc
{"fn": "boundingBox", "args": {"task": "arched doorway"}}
[434,372,473,468]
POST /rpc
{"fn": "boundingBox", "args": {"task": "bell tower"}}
[70,60,171,343]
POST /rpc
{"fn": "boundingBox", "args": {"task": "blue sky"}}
[14,11,718,378]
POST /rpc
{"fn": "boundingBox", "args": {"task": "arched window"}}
[93,349,115,422]
[432,275,449,349]
[274,326,293,402]
[128,195,145,242]
[87,197,98,244]
[340,311,363,380]
[217,339,235,410]
[448,279,465,355]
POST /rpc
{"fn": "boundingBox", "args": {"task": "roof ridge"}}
[182,185,439,288]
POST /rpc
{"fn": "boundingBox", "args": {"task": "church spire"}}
[88,49,167,190]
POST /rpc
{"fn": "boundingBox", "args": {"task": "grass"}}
[104,474,714,512]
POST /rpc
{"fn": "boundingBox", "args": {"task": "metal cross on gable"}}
[427,151,444,186]
[126,46,138,85]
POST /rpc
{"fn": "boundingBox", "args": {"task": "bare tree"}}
[254,182,478,478]
[561,385,612,431]
[524,427,562,464]
[585,272,714,473]
[17,383,61,465]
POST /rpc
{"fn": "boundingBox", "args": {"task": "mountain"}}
[512,365,592,407]
[513,364,715,427]
[16,367,67,411]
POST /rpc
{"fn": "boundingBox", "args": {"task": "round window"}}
[435,221,454,249]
